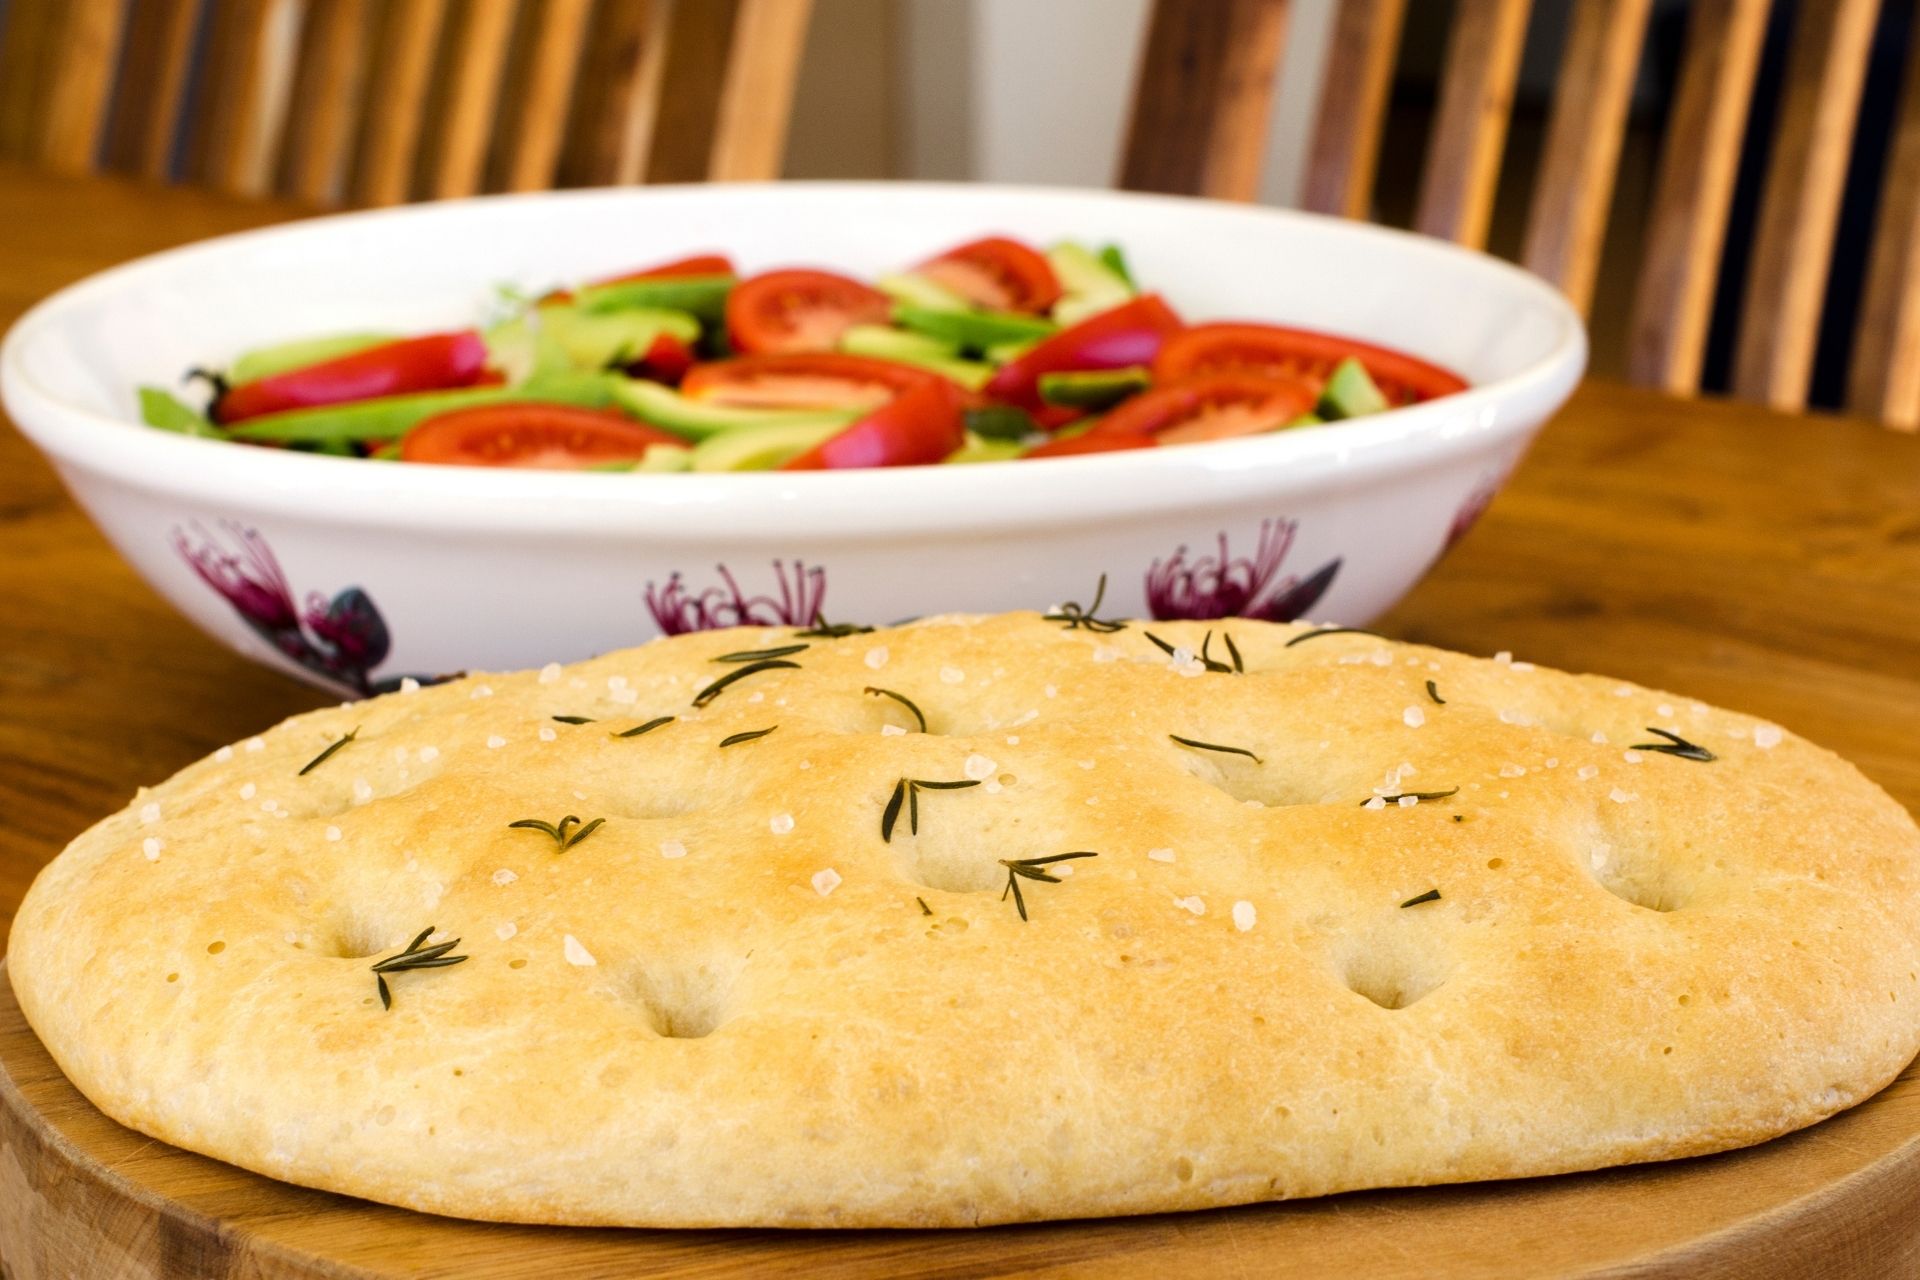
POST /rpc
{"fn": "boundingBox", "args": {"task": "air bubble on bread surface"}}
[1339,931,1450,1011]
[1585,814,1691,912]
[326,910,405,959]
[628,956,744,1039]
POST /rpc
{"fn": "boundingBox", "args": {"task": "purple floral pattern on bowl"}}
[1145,518,1341,623]
[645,560,828,636]
[174,521,409,695]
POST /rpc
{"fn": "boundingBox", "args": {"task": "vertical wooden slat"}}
[352,0,449,205]
[39,0,130,173]
[278,0,373,204]
[1300,0,1406,219]
[425,0,520,199]
[0,0,61,162]
[1119,0,1293,200]
[707,0,813,181]
[1730,0,1879,412]
[101,0,205,179]
[1848,14,1920,430]
[1520,0,1651,315]
[646,0,740,183]
[492,0,593,192]
[1413,0,1530,247]
[560,0,666,185]
[190,0,305,197]
[1625,0,1769,395]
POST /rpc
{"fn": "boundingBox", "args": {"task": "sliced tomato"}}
[727,269,892,355]
[985,294,1184,413]
[682,353,936,410]
[916,236,1061,314]
[628,332,696,385]
[781,378,964,470]
[215,330,490,424]
[400,404,684,469]
[1153,323,1467,405]
[593,253,736,285]
[1094,372,1317,445]
[1023,431,1154,459]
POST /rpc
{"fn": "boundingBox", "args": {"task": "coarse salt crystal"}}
[1363,796,1388,810]
[496,921,517,940]
[239,782,257,800]
[419,746,439,762]
[1148,848,1176,863]
[1613,685,1633,698]
[881,724,907,736]
[260,799,276,812]
[325,825,342,841]
[1623,750,1643,764]
[865,646,889,669]
[1403,706,1426,728]
[1397,795,1419,808]
[608,675,628,690]
[1499,764,1525,778]
[1591,730,1608,744]
[964,754,997,781]
[351,779,372,804]
[1609,787,1635,804]
[539,662,562,684]
[1174,895,1206,916]
[1512,661,1536,672]
[471,684,493,699]
[245,737,265,753]
[486,735,507,749]
[770,813,795,835]
[799,760,812,770]
[139,802,161,823]
[1370,650,1392,667]
[1044,684,1058,698]
[660,840,687,860]
[1657,703,1674,717]
[811,868,842,896]
[492,868,518,885]
[1232,901,1256,932]
[141,837,162,861]
[399,677,420,693]
[1545,758,1559,768]
[1006,736,1020,746]
[984,780,1003,794]
[1053,864,1074,878]
[940,666,966,684]
[1754,724,1784,749]
[538,725,557,742]
[1495,650,1513,664]
[214,745,234,763]
[747,691,764,703]
[1577,766,1599,781]
[563,934,596,966]
[610,688,639,705]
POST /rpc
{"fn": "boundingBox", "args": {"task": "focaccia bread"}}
[11,613,1920,1227]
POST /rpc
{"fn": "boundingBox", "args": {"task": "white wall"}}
[893,0,1336,206]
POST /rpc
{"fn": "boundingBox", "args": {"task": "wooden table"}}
[3,166,1920,1277]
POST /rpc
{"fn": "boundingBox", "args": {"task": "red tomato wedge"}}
[781,377,964,470]
[1153,323,1467,405]
[1095,372,1318,445]
[916,236,1062,314]
[1024,431,1155,459]
[400,404,684,468]
[681,353,933,410]
[985,294,1184,413]
[727,269,892,354]
[628,332,696,385]
[594,253,736,285]
[215,330,490,424]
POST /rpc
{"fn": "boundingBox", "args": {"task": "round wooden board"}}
[3,968,1919,1279]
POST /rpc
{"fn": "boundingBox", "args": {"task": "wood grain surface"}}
[3,167,1920,1276]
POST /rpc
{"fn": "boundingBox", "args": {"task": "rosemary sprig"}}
[371,926,468,1010]
[1365,788,1460,806]
[1143,630,1237,673]
[999,852,1099,921]
[1043,573,1127,633]
[508,814,606,851]
[1222,631,1245,674]
[551,714,595,725]
[916,896,933,916]
[881,776,981,842]
[865,686,927,732]
[1631,727,1717,762]
[1400,889,1442,908]
[1285,626,1387,647]
[298,726,359,776]
[1169,734,1262,764]
[714,643,810,663]
[719,726,777,747]
[611,715,675,739]
[796,612,874,639]
[1426,680,1445,704]
[692,658,800,708]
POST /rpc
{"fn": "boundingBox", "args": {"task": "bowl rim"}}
[1,181,1586,538]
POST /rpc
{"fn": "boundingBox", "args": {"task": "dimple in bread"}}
[10,613,1920,1228]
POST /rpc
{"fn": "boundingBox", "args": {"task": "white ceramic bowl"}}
[3,183,1583,696]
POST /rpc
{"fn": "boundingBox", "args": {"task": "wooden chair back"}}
[0,0,814,206]
[1122,0,1920,429]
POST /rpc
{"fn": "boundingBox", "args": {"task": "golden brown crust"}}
[11,614,1920,1227]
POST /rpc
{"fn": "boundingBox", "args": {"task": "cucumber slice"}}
[689,419,844,471]
[838,324,994,390]
[1038,366,1150,409]
[1097,244,1136,289]
[894,304,1056,350]
[1284,411,1326,429]
[226,372,621,444]
[229,332,395,384]
[1048,241,1134,327]
[1317,357,1391,419]
[943,433,1028,464]
[538,306,699,372]
[613,378,859,442]
[874,271,970,311]
[589,443,693,473]
[984,337,1040,365]
[963,405,1039,441]
[138,387,219,437]
[577,274,735,324]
